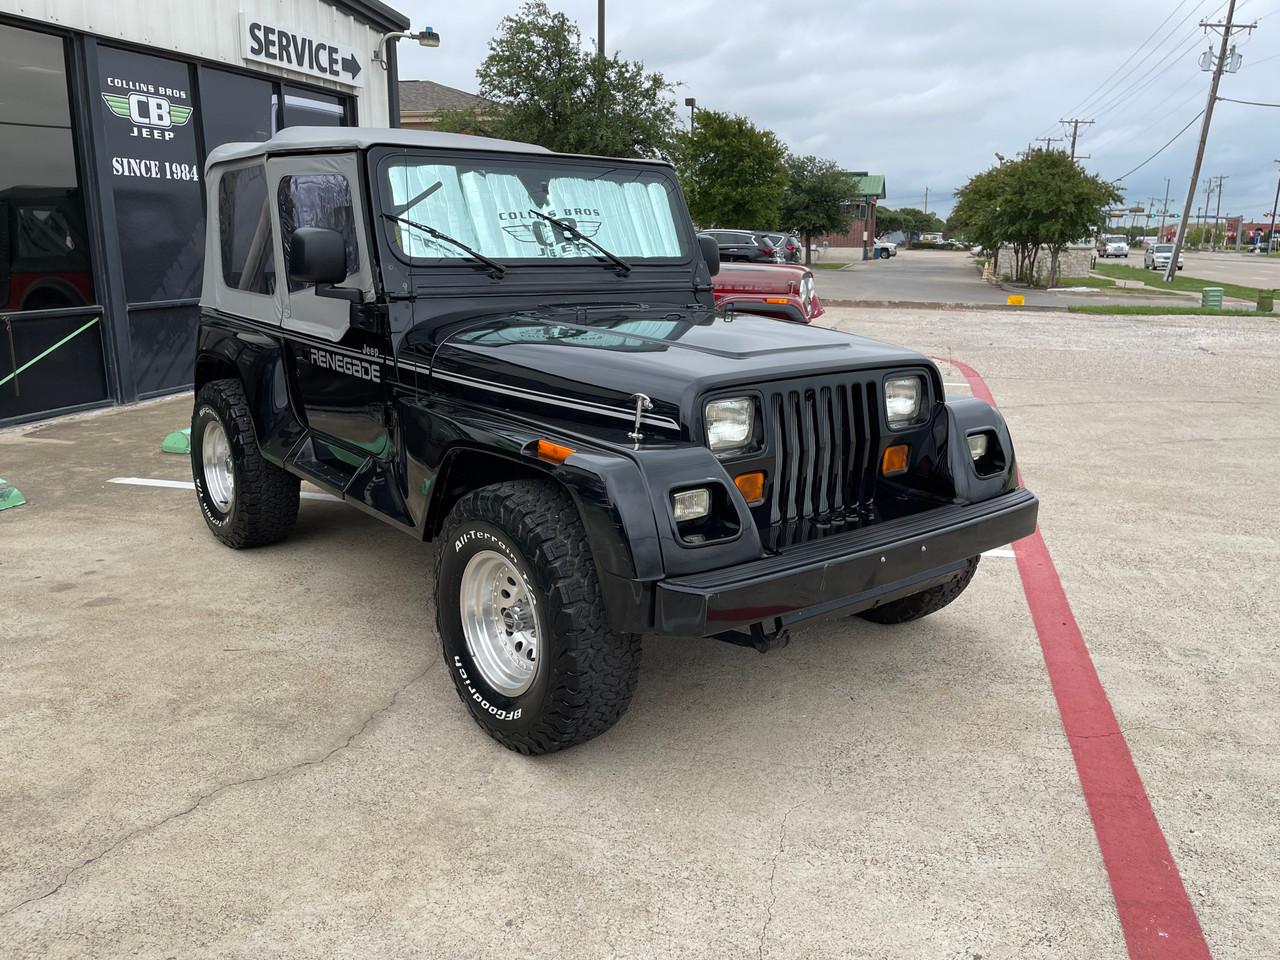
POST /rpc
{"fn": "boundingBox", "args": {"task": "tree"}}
[878,206,943,239]
[674,109,788,230]
[778,155,861,265]
[434,1,679,159]
[952,151,1121,285]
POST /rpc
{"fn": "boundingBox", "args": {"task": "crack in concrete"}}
[0,664,432,919]
[757,782,830,960]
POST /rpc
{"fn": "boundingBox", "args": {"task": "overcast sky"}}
[394,0,1280,228]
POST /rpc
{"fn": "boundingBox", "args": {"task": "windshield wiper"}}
[381,213,506,279]
[527,209,631,275]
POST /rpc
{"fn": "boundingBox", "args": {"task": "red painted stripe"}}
[940,356,1211,960]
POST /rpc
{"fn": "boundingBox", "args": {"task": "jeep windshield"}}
[377,154,689,266]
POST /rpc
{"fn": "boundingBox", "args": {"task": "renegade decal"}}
[308,347,381,383]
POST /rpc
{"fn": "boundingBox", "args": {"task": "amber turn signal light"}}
[529,439,575,464]
[765,298,788,304]
[882,444,909,476]
[734,471,765,504]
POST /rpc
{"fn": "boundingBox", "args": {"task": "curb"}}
[823,299,1068,312]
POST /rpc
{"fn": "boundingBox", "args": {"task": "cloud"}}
[395,0,1280,220]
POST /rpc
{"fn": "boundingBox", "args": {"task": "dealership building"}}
[0,0,410,426]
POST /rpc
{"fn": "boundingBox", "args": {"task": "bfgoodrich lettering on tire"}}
[436,480,641,755]
[191,379,300,549]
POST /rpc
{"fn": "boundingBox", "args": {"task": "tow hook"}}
[713,618,791,654]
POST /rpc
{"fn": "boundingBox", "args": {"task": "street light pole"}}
[684,97,696,133]
[1212,174,1227,251]
[1160,177,1170,242]
[597,0,605,58]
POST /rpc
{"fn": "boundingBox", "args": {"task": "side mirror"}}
[698,234,720,277]
[288,227,348,285]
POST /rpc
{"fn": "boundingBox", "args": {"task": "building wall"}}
[0,0,393,124]
[815,209,878,251]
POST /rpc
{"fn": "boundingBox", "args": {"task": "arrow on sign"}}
[342,54,361,79]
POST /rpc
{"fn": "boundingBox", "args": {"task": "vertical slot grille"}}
[767,377,876,549]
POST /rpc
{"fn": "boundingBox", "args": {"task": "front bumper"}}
[654,488,1038,636]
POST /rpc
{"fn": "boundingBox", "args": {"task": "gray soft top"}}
[205,126,554,167]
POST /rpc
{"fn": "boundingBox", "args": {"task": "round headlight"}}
[884,376,924,428]
[705,397,754,454]
[800,275,814,316]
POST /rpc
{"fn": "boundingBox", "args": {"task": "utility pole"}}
[1060,119,1094,162]
[1212,174,1228,251]
[923,186,929,216]
[1269,160,1280,254]
[597,0,605,57]
[1034,136,1062,151]
[1164,0,1257,281]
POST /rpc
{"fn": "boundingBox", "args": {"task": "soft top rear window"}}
[379,154,688,264]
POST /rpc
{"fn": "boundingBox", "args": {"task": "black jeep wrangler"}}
[192,128,1037,754]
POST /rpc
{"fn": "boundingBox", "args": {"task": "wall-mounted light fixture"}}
[373,27,441,70]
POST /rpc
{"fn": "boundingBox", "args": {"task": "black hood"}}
[426,306,930,441]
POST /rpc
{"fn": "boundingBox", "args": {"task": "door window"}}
[277,174,359,291]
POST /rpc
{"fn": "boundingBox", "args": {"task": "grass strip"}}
[1051,276,1116,288]
[1092,263,1263,300]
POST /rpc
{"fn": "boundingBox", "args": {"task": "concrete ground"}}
[1176,249,1280,290]
[1,306,1278,958]
[812,248,1196,308]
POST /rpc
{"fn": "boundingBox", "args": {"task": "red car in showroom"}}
[710,262,824,324]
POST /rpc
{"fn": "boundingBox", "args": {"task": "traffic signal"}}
[1170,213,1180,219]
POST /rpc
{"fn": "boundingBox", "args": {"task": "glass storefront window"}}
[281,86,348,128]
[1,23,107,422]
[199,67,277,149]
[0,24,95,313]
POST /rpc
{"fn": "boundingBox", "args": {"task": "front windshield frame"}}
[373,148,693,271]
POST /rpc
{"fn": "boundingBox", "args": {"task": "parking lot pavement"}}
[812,249,1198,308]
[1,305,1277,958]
[1179,250,1280,290]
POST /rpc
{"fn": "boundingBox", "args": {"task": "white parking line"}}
[108,477,341,502]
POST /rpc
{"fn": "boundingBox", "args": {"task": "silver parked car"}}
[1143,243,1183,271]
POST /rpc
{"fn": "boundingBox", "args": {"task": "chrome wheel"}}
[460,549,539,696]
[201,416,235,514]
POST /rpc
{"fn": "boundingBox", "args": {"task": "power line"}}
[1113,109,1205,182]
[1217,95,1280,105]
[1164,0,1257,280]
[1073,0,1231,119]
[1058,0,1201,120]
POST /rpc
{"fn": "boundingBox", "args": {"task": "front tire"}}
[191,379,299,548]
[858,556,981,624]
[436,481,642,755]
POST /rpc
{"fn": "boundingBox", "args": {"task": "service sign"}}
[239,14,365,88]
